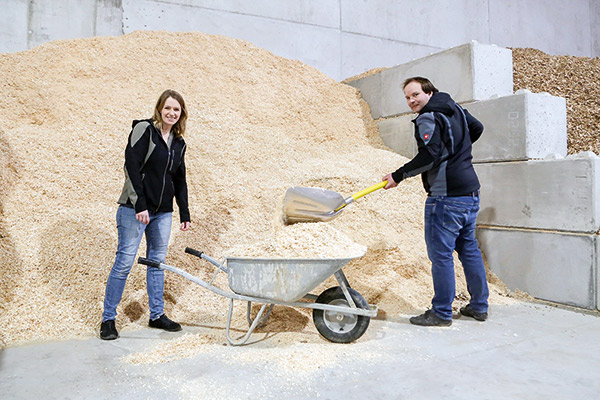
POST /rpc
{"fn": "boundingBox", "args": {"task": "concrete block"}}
[597,236,600,310]
[469,90,567,162]
[477,227,597,309]
[377,115,415,160]
[347,42,513,118]
[475,154,600,233]
[376,91,567,163]
[351,73,383,118]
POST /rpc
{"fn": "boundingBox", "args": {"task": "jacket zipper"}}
[155,139,173,213]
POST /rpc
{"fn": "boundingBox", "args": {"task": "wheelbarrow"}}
[138,247,377,346]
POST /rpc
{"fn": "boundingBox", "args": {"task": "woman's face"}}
[161,96,182,130]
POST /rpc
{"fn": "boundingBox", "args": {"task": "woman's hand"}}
[136,210,150,224]
[382,174,398,190]
[180,221,191,231]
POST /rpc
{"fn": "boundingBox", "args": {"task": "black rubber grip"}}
[185,247,204,258]
[138,257,161,268]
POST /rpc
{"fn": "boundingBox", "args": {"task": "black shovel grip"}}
[138,257,161,268]
[185,247,204,259]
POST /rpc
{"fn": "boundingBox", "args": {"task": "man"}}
[382,77,489,327]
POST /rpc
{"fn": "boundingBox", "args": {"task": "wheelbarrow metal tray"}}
[226,255,362,302]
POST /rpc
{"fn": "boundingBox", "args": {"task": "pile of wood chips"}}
[512,48,600,155]
[9,33,592,349]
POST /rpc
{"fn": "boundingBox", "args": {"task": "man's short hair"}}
[403,77,439,94]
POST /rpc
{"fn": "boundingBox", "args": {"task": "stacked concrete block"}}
[349,42,599,310]
[469,90,567,162]
[347,41,513,119]
[477,227,597,308]
[377,116,417,160]
[377,90,567,163]
[475,154,600,232]
[475,153,600,309]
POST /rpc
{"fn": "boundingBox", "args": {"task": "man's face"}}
[404,81,433,113]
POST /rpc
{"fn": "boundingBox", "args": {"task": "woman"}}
[100,89,191,340]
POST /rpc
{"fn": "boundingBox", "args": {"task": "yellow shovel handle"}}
[350,181,387,201]
[333,181,388,212]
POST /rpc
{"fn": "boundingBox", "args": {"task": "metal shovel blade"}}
[282,186,347,224]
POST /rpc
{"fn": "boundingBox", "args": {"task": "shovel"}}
[282,181,387,224]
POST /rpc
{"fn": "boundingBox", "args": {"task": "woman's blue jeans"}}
[102,205,172,322]
[424,194,489,320]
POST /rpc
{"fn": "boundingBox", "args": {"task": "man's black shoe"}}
[409,310,452,327]
[100,320,119,340]
[149,314,182,332]
[460,305,488,321]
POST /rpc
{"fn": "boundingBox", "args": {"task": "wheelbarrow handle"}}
[185,247,204,258]
[138,257,161,269]
[185,247,228,273]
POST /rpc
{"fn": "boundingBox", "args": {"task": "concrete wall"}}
[2,0,599,81]
[1,0,123,51]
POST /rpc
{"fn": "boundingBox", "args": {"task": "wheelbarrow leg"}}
[247,301,274,328]
[334,270,357,308]
[226,299,271,346]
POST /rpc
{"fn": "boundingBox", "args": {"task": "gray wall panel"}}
[488,0,593,55]
[340,0,489,49]
[340,32,436,81]
[122,0,341,78]
[1,0,29,53]
[95,0,124,37]
[592,0,600,57]
[149,0,340,27]
[1,0,598,80]
[28,0,97,48]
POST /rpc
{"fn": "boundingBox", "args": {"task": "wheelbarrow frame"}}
[138,247,377,346]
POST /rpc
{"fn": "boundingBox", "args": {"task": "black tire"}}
[312,286,370,343]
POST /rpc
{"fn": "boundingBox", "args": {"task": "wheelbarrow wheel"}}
[313,286,370,343]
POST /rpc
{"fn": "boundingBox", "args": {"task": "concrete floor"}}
[1,301,599,400]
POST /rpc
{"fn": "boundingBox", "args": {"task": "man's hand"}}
[180,221,191,231]
[136,210,150,224]
[382,174,398,190]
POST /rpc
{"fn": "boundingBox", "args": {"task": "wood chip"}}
[512,47,600,155]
